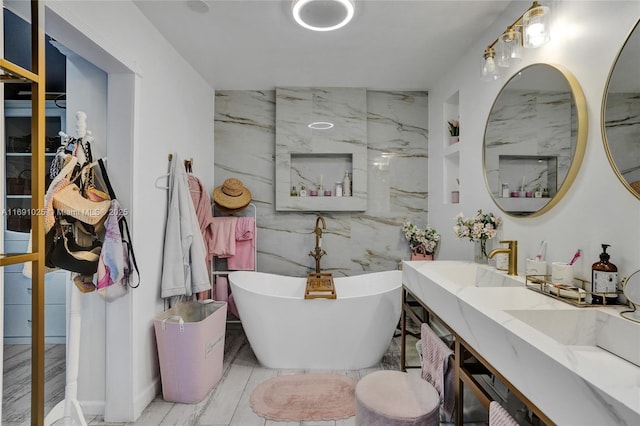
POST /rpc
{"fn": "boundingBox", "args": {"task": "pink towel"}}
[489,401,519,426]
[227,217,255,270]
[188,175,216,262]
[211,217,237,257]
[214,276,229,302]
[421,323,455,422]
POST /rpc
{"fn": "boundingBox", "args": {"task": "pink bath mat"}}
[250,373,356,421]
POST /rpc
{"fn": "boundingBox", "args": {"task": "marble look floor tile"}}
[5,324,420,426]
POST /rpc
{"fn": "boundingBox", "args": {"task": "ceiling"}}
[133,0,513,91]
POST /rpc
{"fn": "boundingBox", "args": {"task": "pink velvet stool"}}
[355,370,440,426]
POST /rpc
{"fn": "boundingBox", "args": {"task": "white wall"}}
[65,53,109,413]
[429,1,640,282]
[7,0,216,420]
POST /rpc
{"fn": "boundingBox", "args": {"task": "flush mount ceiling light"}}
[292,0,355,32]
[481,1,551,81]
[308,121,334,130]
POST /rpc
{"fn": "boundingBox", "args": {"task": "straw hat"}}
[213,178,252,212]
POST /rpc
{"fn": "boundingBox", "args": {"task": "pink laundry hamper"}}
[154,300,227,403]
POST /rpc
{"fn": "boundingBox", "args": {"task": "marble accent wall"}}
[214,90,428,276]
[604,92,640,183]
[485,89,573,196]
[275,87,367,211]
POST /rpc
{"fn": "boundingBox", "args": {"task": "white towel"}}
[160,153,211,298]
[421,323,455,422]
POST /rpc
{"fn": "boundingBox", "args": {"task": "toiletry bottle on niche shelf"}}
[592,244,619,305]
[343,170,351,197]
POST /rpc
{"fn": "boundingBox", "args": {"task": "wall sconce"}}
[481,47,500,82]
[481,1,551,81]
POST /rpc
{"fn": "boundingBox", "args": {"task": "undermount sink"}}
[418,261,525,288]
[506,308,640,367]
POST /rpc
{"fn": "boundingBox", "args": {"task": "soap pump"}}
[591,244,619,305]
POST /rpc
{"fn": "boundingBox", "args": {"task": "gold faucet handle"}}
[499,240,517,245]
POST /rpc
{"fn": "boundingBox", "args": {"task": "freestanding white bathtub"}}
[228,270,402,369]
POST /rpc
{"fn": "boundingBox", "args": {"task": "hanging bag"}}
[81,164,111,202]
[95,159,140,302]
[52,138,111,227]
[52,182,111,225]
[48,220,102,275]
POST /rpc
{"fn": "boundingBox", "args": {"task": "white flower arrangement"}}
[453,209,502,257]
[403,222,440,255]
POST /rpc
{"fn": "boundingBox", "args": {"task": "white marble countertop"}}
[402,260,640,426]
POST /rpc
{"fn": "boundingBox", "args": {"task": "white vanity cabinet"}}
[3,231,69,344]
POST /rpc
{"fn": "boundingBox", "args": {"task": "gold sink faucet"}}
[489,240,518,276]
[309,215,327,273]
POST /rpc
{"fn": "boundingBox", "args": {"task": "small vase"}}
[448,136,459,145]
[474,239,493,264]
[411,253,433,261]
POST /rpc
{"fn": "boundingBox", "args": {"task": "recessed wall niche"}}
[275,87,367,211]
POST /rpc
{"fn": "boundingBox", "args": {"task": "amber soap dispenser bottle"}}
[591,244,619,305]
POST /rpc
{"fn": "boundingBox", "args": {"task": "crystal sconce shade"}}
[496,27,523,68]
[481,1,551,81]
[481,47,500,81]
[523,3,551,48]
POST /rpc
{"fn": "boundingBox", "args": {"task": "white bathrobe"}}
[160,154,211,298]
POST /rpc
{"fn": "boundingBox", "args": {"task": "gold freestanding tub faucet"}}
[489,240,518,276]
[309,215,326,273]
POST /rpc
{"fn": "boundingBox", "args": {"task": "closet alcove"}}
[2,7,70,424]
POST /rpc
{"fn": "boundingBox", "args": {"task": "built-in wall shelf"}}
[498,155,558,198]
[443,91,460,205]
[275,87,367,211]
[290,153,352,194]
[5,101,65,232]
[444,139,460,156]
[497,197,551,214]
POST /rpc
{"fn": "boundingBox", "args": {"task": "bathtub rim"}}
[228,270,401,300]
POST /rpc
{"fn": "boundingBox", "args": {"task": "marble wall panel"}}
[485,89,573,197]
[604,92,640,184]
[214,90,428,277]
[275,87,367,211]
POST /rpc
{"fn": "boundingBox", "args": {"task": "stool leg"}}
[401,289,407,371]
[455,340,463,426]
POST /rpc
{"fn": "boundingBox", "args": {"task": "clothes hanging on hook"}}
[160,153,211,299]
[188,171,215,262]
[155,156,199,191]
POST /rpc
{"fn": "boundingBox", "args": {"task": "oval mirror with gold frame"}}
[483,63,588,217]
[602,18,640,200]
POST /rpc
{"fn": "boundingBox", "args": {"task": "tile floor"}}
[3,323,488,425]
[3,324,408,426]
